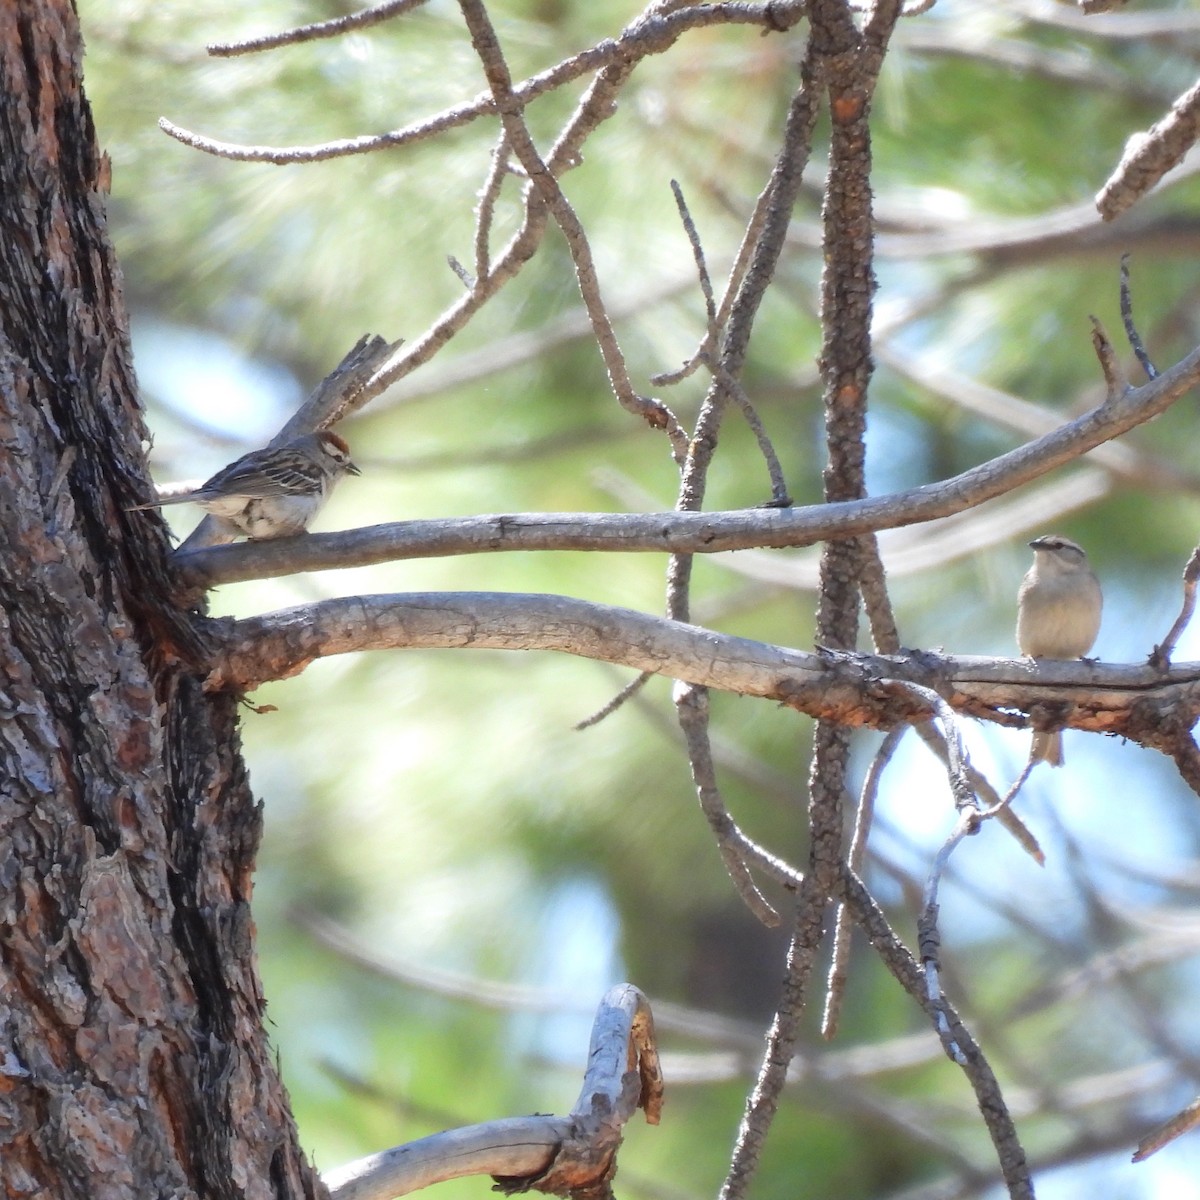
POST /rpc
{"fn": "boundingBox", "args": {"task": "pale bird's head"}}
[1029,534,1089,574]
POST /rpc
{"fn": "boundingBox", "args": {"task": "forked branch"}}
[323,984,661,1200]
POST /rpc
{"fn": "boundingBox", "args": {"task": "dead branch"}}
[161,2,808,164]
[1151,545,1200,669]
[206,590,1200,742]
[835,867,1034,1199]
[459,0,687,457]
[322,984,660,1200]
[1133,1095,1200,1163]
[207,0,427,57]
[174,335,1200,586]
[673,681,784,926]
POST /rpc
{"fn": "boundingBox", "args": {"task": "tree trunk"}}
[0,5,321,1196]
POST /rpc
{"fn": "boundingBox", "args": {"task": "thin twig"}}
[458,0,688,459]
[474,133,511,284]
[222,0,668,449]
[1150,545,1200,669]
[710,179,774,331]
[369,271,695,412]
[836,867,1034,1199]
[652,178,718,385]
[675,681,782,927]
[916,754,1033,1065]
[656,179,790,501]
[916,723,1044,863]
[574,670,653,729]
[446,255,473,289]
[821,725,905,1039]
[1119,253,1159,380]
[1133,1095,1200,1162]
[710,362,792,505]
[863,531,1042,859]
[207,0,427,58]
[667,48,826,634]
[1088,315,1127,399]
[902,683,977,808]
[164,3,808,163]
[332,31,647,419]
[669,178,718,326]
[918,809,978,1065]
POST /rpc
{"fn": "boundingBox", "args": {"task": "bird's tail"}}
[125,491,198,511]
[1030,730,1063,768]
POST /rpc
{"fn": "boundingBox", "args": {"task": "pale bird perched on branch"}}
[128,430,360,540]
[1016,534,1102,767]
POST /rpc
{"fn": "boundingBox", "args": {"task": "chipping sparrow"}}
[1015,534,1102,767]
[130,430,360,540]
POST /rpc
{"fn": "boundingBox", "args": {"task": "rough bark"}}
[0,5,321,1197]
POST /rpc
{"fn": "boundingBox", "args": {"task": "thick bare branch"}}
[177,338,1200,586]
[325,1117,570,1200]
[207,591,1200,766]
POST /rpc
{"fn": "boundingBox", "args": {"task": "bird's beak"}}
[347,461,362,476]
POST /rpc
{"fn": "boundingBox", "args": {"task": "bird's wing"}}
[198,451,322,500]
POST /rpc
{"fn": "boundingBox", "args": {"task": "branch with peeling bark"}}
[322,983,662,1200]
[205,591,1200,758]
